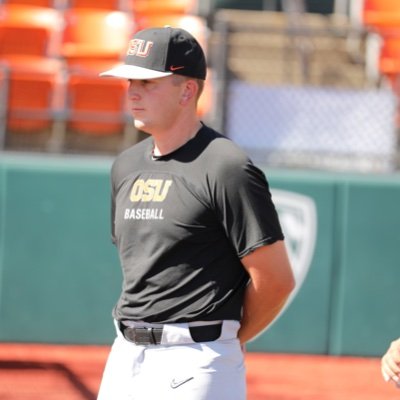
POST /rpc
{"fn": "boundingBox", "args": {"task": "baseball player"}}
[97,26,295,399]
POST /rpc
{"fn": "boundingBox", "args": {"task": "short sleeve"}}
[211,156,284,258]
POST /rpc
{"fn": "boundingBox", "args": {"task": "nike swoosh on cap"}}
[170,65,185,71]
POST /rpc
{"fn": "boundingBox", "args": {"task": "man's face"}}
[127,75,185,134]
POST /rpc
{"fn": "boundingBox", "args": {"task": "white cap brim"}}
[99,64,173,80]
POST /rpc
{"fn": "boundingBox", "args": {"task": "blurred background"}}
[0,0,400,363]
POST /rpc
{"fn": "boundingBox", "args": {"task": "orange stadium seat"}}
[60,9,133,145]
[379,37,400,85]
[129,0,196,16]
[2,0,60,7]
[0,5,64,148]
[363,0,400,30]
[66,62,129,136]
[59,59,135,156]
[67,0,127,10]
[0,4,63,57]
[63,63,134,153]
[61,8,133,65]
[1,55,64,151]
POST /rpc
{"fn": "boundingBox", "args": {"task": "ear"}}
[180,80,198,106]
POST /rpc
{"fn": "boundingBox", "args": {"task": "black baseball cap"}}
[100,26,206,80]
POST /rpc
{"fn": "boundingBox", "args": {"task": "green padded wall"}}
[329,178,400,356]
[0,162,5,316]
[0,155,120,344]
[0,154,400,355]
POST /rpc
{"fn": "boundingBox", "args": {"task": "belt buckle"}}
[123,326,161,345]
[135,327,153,345]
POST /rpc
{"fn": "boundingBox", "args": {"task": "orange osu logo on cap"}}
[127,39,153,57]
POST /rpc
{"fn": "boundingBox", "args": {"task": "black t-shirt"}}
[110,124,284,323]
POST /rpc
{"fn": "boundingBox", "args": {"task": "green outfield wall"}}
[0,154,399,356]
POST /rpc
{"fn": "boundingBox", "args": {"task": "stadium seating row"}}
[0,1,211,154]
[0,0,197,14]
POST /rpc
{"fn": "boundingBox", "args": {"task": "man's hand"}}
[382,338,400,385]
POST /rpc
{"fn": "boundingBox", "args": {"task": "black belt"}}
[119,322,222,345]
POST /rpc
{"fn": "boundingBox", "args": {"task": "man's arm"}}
[238,240,295,345]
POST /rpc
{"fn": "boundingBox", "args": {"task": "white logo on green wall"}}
[270,189,317,322]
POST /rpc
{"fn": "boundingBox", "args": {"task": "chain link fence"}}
[209,9,399,172]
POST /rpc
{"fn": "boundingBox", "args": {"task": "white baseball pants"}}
[97,320,246,400]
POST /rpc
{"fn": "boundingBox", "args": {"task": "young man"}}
[98,26,295,399]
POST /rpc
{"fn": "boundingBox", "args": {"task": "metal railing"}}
[209,9,399,172]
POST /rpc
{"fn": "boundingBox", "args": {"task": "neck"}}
[152,118,202,156]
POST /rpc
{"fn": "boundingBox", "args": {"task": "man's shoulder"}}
[119,136,150,158]
[111,136,151,181]
[113,137,150,165]
[200,125,249,164]
[199,126,251,178]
